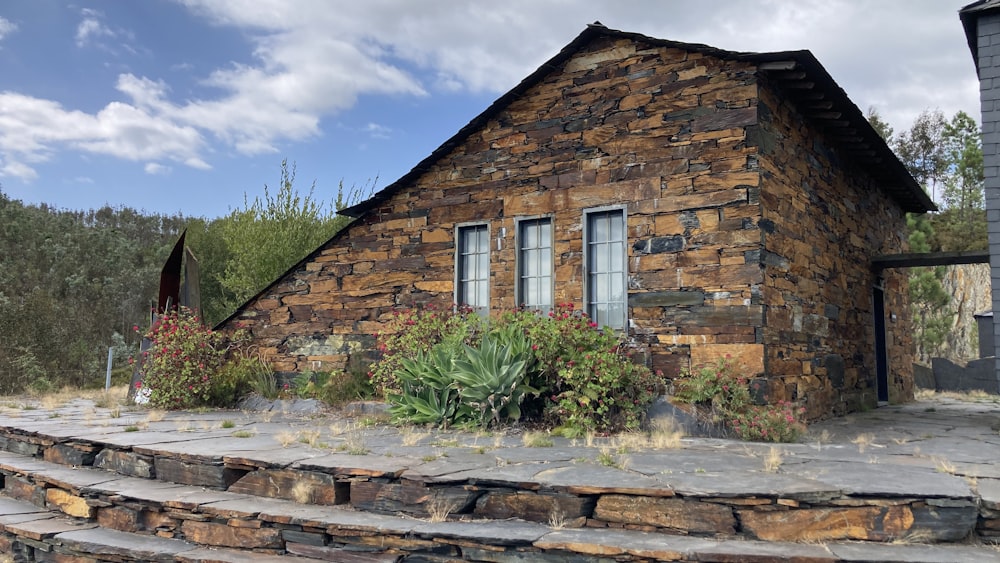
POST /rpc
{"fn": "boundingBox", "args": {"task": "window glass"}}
[517,218,553,311]
[457,224,489,313]
[586,209,626,330]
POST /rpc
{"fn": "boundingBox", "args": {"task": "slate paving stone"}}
[624,451,764,474]
[177,547,329,563]
[292,452,415,477]
[692,537,838,562]
[827,540,1000,562]
[55,527,195,561]
[224,445,330,469]
[446,462,572,489]
[978,477,1000,510]
[412,519,549,545]
[533,528,721,559]
[492,446,581,464]
[535,464,674,496]
[0,496,49,516]
[402,458,494,483]
[794,460,975,498]
[4,515,96,540]
[656,470,842,501]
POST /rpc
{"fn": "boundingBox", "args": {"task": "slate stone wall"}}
[755,79,914,418]
[224,36,914,419]
[225,36,766,379]
[974,12,1000,383]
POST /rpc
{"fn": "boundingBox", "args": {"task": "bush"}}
[369,304,485,396]
[373,304,662,433]
[133,308,225,409]
[134,308,259,409]
[673,357,806,442]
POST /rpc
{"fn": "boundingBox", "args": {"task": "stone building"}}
[961,1,1000,392]
[219,25,933,419]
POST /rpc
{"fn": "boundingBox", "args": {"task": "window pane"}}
[518,218,554,311]
[586,210,626,330]
[457,224,489,313]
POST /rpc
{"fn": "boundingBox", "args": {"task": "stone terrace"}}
[0,396,996,561]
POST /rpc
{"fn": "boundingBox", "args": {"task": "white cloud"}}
[76,9,116,48]
[144,162,171,175]
[0,16,17,44]
[0,1,981,184]
[1,159,37,182]
[364,123,392,140]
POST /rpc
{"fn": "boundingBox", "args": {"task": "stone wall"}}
[755,80,913,418]
[227,36,765,379]
[974,11,1000,382]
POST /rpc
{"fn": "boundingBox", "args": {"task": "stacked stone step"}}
[0,427,996,561]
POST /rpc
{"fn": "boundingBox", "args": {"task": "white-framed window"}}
[455,223,489,314]
[584,206,627,330]
[516,217,554,312]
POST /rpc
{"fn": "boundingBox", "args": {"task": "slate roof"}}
[960,0,1000,71]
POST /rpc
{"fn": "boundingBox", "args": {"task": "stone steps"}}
[0,461,994,563]
[0,407,997,561]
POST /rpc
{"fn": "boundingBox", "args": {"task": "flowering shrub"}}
[372,303,662,433]
[133,307,228,409]
[673,357,806,442]
[369,304,485,396]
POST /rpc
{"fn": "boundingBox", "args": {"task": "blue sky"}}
[0,1,982,218]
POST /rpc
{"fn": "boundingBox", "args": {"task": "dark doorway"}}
[873,279,889,403]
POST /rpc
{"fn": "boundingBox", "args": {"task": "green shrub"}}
[317,369,373,406]
[209,353,268,406]
[673,357,806,442]
[374,304,661,433]
[369,304,485,396]
[134,308,227,409]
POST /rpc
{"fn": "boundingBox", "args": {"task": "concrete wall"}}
[974,12,1000,389]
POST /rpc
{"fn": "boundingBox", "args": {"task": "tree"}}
[218,160,358,311]
[894,109,948,202]
[933,111,986,251]
[866,106,893,142]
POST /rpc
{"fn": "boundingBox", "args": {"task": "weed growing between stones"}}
[291,481,315,504]
[852,433,876,453]
[399,426,430,446]
[275,431,296,448]
[425,497,460,522]
[232,429,256,438]
[220,419,235,429]
[763,446,783,472]
[673,357,806,442]
[522,431,554,447]
[933,456,957,474]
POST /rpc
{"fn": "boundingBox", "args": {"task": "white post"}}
[105,347,114,391]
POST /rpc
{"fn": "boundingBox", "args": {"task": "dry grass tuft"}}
[291,481,314,504]
[275,431,297,448]
[298,429,322,448]
[852,433,876,453]
[649,416,685,449]
[522,431,554,448]
[933,456,957,475]
[548,506,566,529]
[399,426,430,447]
[425,497,460,523]
[763,446,783,473]
[144,409,166,423]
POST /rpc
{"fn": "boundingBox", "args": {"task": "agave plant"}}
[387,346,459,427]
[451,335,536,427]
